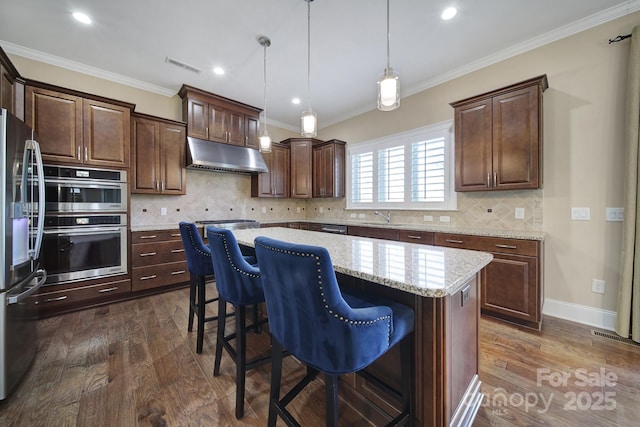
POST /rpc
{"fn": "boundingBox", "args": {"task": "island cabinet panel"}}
[25,82,133,168]
[179,84,262,148]
[251,142,290,198]
[336,272,482,427]
[132,113,186,195]
[131,229,189,292]
[451,75,547,192]
[434,232,542,329]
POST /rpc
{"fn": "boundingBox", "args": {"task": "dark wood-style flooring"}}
[0,284,638,426]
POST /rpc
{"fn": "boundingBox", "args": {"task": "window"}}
[347,120,456,210]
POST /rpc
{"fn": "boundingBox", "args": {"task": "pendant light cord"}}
[386,0,390,71]
[263,42,268,133]
[307,0,312,110]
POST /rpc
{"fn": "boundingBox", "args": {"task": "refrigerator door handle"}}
[7,269,47,305]
[23,139,45,260]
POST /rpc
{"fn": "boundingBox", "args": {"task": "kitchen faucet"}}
[374,211,391,224]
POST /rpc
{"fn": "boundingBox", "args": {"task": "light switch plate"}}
[605,207,624,222]
[571,207,590,221]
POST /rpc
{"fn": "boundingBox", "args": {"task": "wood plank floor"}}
[0,285,638,426]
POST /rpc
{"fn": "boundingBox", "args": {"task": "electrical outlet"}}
[605,207,624,222]
[160,207,167,216]
[423,215,433,222]
[358,213,365,218]
[296,207,301,213]
[515,207,525,220]
[439,215,450,223]
[350,213,356,218]
[319,207,324,213]
[592,279,606,294]
[261,207,266,213]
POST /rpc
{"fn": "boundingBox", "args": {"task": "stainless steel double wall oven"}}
[41,165,128,285]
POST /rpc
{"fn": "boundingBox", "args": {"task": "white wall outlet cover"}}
[296,207,301,213]
[160,207,167,216]
[319,207,324,213]
[358,213,365,218]
[350,213,357,218]
[570,207,590,221]
[439,215,451,223]
[515,207,525,219]
[261,207,267,213]
[424,215,433,222]
[605,207,624,222]
[592,278,606,294]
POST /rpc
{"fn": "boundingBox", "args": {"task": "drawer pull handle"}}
[171,249,185,253]
[98,287,119,293]
[44,295,68,303]
[139,252,157,257]
[495,244,517,250]
[171,270,186,275]
[446,239,464,244]
[140,275,157,280]
[139,235,157,239]
[170,233,181,237]
[406,235,422,240]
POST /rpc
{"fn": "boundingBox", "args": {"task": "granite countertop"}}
[132,220,544,241]
[231,227,493,298]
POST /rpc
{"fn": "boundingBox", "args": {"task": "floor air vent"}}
[591,329,640,346]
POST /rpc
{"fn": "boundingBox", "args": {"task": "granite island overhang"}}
[227,227,493,427]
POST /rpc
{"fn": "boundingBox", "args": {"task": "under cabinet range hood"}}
[186,137,268,174]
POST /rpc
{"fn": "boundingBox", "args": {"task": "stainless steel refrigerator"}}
[0,109,46,400]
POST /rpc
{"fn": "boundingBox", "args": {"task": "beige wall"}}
[318,12,639,314]
[8,10,638,317]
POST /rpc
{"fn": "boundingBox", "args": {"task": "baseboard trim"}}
[543,298,617,331]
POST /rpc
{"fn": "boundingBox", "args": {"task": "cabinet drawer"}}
[132,261,189,292]
[348,226,399,241]
[132,240,186,267]
[34,279,131,310]
[434,233,538,256]
[398,230,434,245]
[131,229,182,244]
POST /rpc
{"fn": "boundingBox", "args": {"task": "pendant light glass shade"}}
[377,0,400,111]
[258,35,272,153]
[301,0,317,137]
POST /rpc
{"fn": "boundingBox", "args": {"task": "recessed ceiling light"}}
[213,67,225,75]
[292,98,301,105]
[72,12,92,25]
[441,7,457,20]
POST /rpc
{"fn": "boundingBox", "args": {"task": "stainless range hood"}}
[186,137,268,174]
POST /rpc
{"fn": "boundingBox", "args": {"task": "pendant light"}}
[377,0,400,111]
[258,35,272,153]
[301,0,317,137]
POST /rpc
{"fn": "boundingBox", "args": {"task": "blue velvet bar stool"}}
[255,236,415,427]
[206,225,271,419]
[179,221,220,354]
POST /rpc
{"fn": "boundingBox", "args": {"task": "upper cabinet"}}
[0,47,25,120]
[450,75,548,192]
[178,84,261,149]
[131,113,186,195]
[251,142,290,198]
[25,82,133,168]
[282,138,321,199]
[313,139,345,198]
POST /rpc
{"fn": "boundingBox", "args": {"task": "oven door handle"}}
[7,269,47,305]
[44,227,125,236]
[44,178,125,188]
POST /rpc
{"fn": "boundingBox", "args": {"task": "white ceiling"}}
[0,0,636,131]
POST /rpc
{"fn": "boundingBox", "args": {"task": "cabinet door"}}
[160,123,186,194]
[83,99,130,167]
[131,117,160,193]
[26,86,83,164]
[244,114,260,149]
[1,64,14,115]
[208,103,227,142]
[226,109,244,146]
[272,144,290,197]
[186,97,208,139]
[481,253,538,323]
[290,139,312,198]
[454,98,492,191]
[492,86,540,190]
[253,150,275,197]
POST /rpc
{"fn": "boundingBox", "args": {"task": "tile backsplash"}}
[131,169,542,231]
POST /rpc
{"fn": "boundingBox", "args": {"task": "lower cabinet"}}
[33,276,131,315]
[434,233,542,329]
[131,229,190,292]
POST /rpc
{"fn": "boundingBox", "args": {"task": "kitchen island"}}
[229,227,493,427]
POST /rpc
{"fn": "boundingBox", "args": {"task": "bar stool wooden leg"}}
[325,374,339,427]
[196,275,207,354]
[213,297,227,377]
[267,339,283,427]
[235,305,246,419]
[187,273,196,332]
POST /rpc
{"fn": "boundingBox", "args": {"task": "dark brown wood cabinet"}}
[347,225,399,241]
[179,84,261,148]
[25,82,133,168]
[283,138,319,199]
[251,142,290,198]
[131,229,189,292]
[434,232,543,329]
[451,75,547,191]
[132,113,186,195]
[313,139,346,198]
[0,47,24,120]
